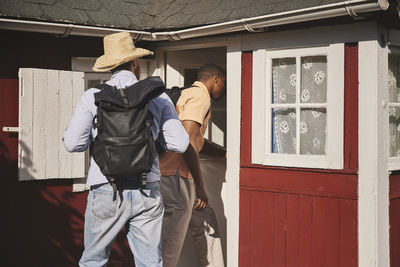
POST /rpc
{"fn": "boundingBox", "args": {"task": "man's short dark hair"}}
[197,63,225,81]
[111,60,133,73]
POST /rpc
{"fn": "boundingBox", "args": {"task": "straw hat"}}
[93,32,153,72]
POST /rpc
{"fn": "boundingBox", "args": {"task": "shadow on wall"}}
[18,140,35,180]
[0,139,10,161]
[0,139,136,267]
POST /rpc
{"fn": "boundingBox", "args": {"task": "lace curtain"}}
[272,56,327,155]
[389,54,400,157]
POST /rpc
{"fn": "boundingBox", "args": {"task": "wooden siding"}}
[343,43,358,172]
[390,174,400,200]
[239,44,358,267]
[240,168,357,199]
[18,68,85,180]
[390,197,400,267]
[240,190,357,267]
[390,173,400,266]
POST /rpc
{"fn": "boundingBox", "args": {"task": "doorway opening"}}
[165,46,228,267]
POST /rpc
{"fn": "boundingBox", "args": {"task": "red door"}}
[238,45,359,267]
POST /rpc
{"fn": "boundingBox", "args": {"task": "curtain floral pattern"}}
[272,56,327,155]
[272,58,296,154]
[389,54,400,157]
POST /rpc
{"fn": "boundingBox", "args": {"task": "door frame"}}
[153,35,243,267]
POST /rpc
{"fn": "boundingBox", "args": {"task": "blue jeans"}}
[79,181,163,267]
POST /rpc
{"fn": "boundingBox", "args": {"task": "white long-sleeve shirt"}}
[63,70,189,186]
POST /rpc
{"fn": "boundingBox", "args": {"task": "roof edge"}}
[0,0,389,41]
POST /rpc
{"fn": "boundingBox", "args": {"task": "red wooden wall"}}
[390,173,400,267]
[239,44,359,267]
[0,30,135,266]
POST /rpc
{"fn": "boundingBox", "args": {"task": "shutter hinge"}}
[2,127,19,133]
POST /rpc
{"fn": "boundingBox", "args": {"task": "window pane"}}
[389,54,400,103]
[184,69,198,87]
[300,56,327,103]
[300,108,326,155]
[272,108,296,154]
[272,58,296,104]
[390,108,400,157]
[87,79,101,90]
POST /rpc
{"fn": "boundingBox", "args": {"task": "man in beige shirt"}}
[160,63,226,267]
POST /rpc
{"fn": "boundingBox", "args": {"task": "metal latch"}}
[2,127,19,133]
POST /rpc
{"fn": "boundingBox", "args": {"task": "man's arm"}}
[181,120,208,210]
[157,94,189,153]
[63,91,94,152]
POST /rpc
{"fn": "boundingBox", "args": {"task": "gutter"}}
[0,0,389,41]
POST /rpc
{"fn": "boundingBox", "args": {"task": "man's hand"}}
[183,143,208,210]
[194,198,208,210]
[194,185,208,210]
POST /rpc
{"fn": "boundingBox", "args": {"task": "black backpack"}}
[91,76,165,197]
[164,85,194,106]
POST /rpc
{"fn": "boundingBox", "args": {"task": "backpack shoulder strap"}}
[94,83,114,91]
[168,85,199,106]
[204,108,210,121]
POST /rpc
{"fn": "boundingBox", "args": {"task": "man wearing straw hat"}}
[63,31,189,267]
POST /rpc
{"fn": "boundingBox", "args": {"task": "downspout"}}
[0,0,389,41]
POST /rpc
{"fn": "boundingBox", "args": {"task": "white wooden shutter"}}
[18,68,85,180]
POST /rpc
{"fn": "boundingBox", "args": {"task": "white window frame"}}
[72,57,112,90]
[252,44,344,169]
[388,46,400,171]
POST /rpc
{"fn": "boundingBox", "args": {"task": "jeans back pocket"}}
[91,189,117,220]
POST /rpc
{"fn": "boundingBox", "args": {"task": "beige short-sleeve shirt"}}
[159,81,211,179]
